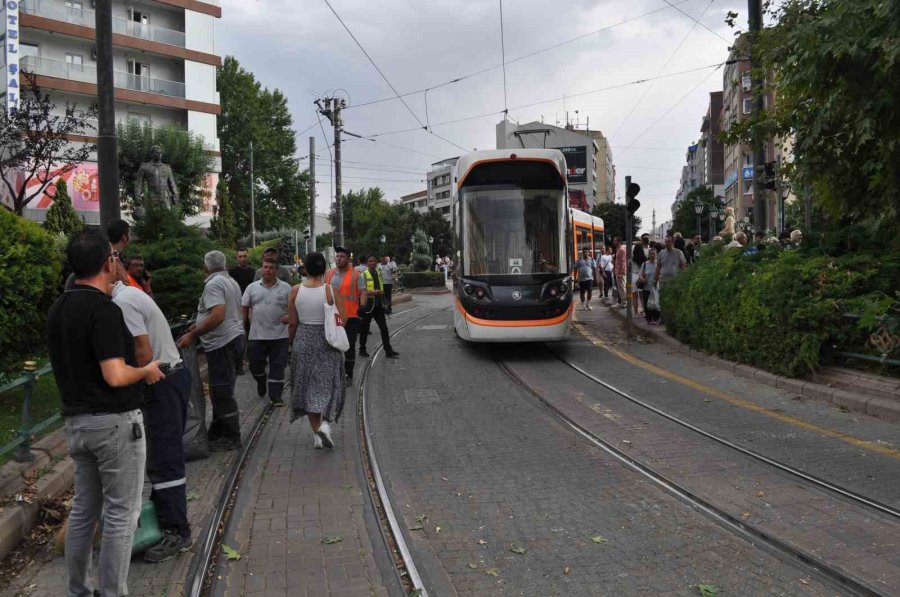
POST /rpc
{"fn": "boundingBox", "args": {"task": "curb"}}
[602,304,900,423]
[406,287,451,295]
[391,293,413,305]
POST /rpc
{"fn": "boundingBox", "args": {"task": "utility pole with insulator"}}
[748,0,767,232]
[315,97,345,248]
[308,136,316,252]
[249,140,256,247]
[94,0,119,230]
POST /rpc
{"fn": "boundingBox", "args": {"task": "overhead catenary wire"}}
[321,0,469,153]
[663,0,732,44]
[607,0,716,143]
[343,0,695,111]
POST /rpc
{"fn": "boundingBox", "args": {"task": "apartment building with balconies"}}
[2,0,221,224]
[426,156,458,221]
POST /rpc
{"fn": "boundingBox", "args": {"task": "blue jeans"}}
[248,338,289,402]
[65,409,146,597]
[144,366,191,538]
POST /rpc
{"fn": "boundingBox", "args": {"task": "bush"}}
[661,246,900,377]
[0,209,61,374]
[403,271,445,288]
[43,179,83,236]
[130,207,228,319]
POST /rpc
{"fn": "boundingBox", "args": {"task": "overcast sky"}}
[219,0,746,232]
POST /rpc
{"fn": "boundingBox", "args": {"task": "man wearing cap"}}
[326,247,368,381]
[254,247,294,284]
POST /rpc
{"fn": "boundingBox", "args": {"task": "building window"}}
[65,53,84,72]
[65,0,83,8]
[742,98,753,115]
[742,72,751,91]
[128,112,150,126]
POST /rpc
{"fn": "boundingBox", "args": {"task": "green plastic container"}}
[131,500,163,554]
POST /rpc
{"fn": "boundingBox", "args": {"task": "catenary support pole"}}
[749,0,767,232]
[249,141,256,248]
[94,0,120,230]
[309,136,316,252]
[333,99,345,248]
[625,175,634,340]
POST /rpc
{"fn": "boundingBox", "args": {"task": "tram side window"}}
[576,228,592,255]
[593,232,604,256]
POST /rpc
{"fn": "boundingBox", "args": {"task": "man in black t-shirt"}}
[228,249,255,294]
[47,229,165,597]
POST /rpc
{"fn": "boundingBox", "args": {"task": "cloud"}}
[218,0,739,224]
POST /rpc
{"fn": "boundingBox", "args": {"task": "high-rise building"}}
[496,119,614,211]
[2,0,221,224]
[400,189,428,213]
[426,156,458,220]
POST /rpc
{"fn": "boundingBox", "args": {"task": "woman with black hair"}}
[287,252,346,449]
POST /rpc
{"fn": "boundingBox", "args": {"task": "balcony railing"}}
[21,56,186,99]
[20,0,186,48]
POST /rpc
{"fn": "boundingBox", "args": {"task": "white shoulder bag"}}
[323,284,350,353]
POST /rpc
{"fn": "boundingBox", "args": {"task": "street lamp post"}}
[708,207,719,241]
[693,201,705,237]
[379,234,386,257]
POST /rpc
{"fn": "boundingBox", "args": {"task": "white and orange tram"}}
[450,149,603,342]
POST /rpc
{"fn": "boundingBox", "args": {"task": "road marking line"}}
[572,321,900,460]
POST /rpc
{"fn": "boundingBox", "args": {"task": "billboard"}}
[555,146,587,184]
[3,0,21,114]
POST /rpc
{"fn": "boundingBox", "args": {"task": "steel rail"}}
[495,356,885,597]
[357,306,451,597]
[551,349,900,521]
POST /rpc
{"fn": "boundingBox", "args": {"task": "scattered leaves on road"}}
[409,523,424,531]
[756,491,766,497]
[435,526,442,534]
[468,562,479,569]
[322,536,343,545]
[564,566,571,575]
[186,490,199,502]
[485,568,500,577]
[341,483,353,489]
[408,589,423,596]
[741,511,751,519]
[509,546,526,555]
[698,584,721,596]
[477,539,487,546]
[591,535,607,544]
[221,544,241,561]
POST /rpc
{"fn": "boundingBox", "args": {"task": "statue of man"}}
[135,145,178,209]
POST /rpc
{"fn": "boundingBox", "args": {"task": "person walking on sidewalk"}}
[47,229,165,597]
[359,255,400,358]
[112,274,193,563]
[573,249,596,310]
[377,254,398,315]
[600,247,613,300]
[242,257,292,406]
[613,237,628,308]
[229,249,255,376]
[177,251,246,451]
[326,247,368,382]
[638,247,661,324]
[288,252,346,449]
[655,235,687,298]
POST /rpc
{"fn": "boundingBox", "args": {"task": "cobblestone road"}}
[365,307,838,595]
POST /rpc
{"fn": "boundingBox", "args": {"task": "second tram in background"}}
[450,148,603,342]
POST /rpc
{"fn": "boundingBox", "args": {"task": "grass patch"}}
[0,374,62,467]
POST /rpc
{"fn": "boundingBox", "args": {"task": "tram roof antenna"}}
[509,127,555,148]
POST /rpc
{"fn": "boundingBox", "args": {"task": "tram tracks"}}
[494,346,898,597]
[187,301,442,597]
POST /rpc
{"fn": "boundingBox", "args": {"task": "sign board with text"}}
[554,146,587,184]
[3,0,21,113]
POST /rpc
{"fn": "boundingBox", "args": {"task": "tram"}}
[451,148,582,342]
[570,207,605,262]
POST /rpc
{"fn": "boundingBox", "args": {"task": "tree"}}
[116,120,215,217]
[725,0,900,230]
[218,57,308,234]
[0,76,96,214]
[591,203,641,243]
[671,187,723,241]
[209,179,237,248]
[410,228,432,271]
[43,178,83,236]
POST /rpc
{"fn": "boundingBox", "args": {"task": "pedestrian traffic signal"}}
[625,181,641,214]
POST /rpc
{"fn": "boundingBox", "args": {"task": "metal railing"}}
[21,55,186,98]
[0,362,58,463]
[20,0,186,48]
[831,313,900,367]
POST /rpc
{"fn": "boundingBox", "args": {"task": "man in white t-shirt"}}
[376,255,398,315]
[112,278,193,564]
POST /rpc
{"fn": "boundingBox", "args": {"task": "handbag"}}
[323,284,350,352]
[646,287,660,311]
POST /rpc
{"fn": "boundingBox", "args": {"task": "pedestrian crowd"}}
[572,225,803,324]
[47,221,401,596]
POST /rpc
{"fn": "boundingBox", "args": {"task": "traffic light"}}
[303,226,311,242]
[764,161,777,191]
[625,180,641,215]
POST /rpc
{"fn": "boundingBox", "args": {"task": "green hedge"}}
[0,210,61,374]
[661,247,899,377]
[403,271,445,288]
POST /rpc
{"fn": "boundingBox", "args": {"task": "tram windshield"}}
[463,187,563,277]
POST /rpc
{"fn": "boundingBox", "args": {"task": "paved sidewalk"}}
[2,371,270,597]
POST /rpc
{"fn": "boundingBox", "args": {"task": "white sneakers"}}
[587,303,593,310]
[581,302,593,311]
[313,434,323,449]
[316,421,334,449]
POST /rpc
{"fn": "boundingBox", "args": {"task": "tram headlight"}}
[474,287,486,300]
[464,284,475,295]
[548,287,559,298]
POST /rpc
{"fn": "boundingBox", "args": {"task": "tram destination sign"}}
[555,146,587,184]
